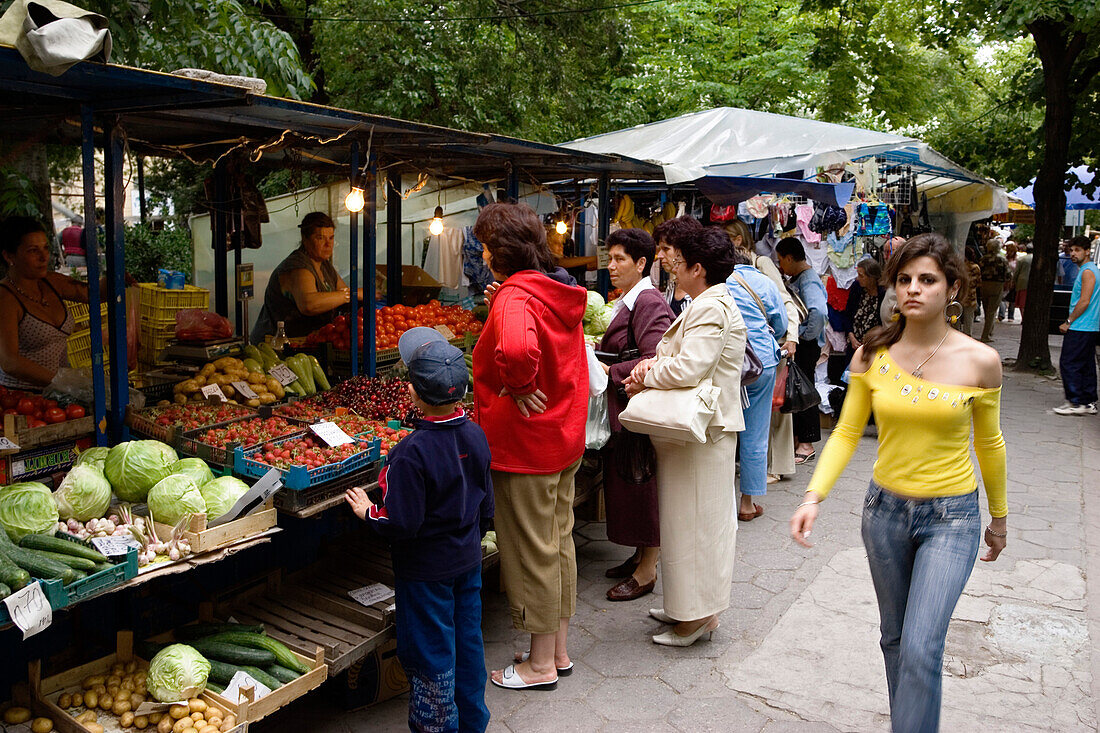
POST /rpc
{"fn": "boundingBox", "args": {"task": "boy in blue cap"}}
[346,327,493,732]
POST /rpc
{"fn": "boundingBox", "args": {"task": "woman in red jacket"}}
[472,203,589,692]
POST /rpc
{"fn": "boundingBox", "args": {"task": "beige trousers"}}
[653,434,738,621]
[492,459,581,634]
[768,411,795,476]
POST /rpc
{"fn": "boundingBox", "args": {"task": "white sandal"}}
[490,664,558,691]
[514,650,574,676]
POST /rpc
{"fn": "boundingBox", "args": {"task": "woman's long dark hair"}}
[862,233,967,353]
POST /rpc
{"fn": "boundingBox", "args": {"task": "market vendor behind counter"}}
[251,211,363,343]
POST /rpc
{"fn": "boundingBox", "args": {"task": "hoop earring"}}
[945,300,963,325]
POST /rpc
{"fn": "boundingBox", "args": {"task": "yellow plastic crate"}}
[66,301,109,331]
[139,321,175,365]
[138,283,209,323]
[66,328,92,367]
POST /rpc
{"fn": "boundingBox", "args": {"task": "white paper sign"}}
[208,468,282,527]
[0,436,19,451]
[91,536,140,558]
[433,324,456,340]
[223,670,272,702]
[201,384,226,402]
[3,582,51,639]
[231,381,258,400]
[348,582,395,607]
[269,364,298,386]
[134,700,187,716]
[311,421,354,447]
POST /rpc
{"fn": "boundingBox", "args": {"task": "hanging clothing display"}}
[854,203,893,236]
[826,231,857,269]
[462,227,494,292]
[795,204,821,243]
[435,228,466,289]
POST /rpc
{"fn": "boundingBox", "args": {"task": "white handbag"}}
[617,314,732,444]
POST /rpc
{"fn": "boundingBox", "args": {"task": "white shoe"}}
[1054,402,1095,415]
[652,619,719,647]
[649,608,675,623]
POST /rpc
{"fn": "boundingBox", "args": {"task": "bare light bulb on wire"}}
[555,219,568,235]
[345,187,365,213]
[429,205,444,236]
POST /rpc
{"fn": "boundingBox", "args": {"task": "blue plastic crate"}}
[234,432,382,490]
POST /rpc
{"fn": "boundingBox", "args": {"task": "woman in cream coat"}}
[625,226,748,647]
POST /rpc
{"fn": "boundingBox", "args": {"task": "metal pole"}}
[366,158,378,377]
[233,234,243,337]
[386,171,402,306]
[349,142,360,377]
[597,174,611,298]
[81,106,107,445]
[136,156,147,225]
[212,163,229,317]
[103,120,129,441]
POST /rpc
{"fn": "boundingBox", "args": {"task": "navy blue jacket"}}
[367,412,494,582]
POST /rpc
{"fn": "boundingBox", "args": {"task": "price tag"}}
[348,582,395,607]
[231,381,258,400]
[0,436,19,451]
[269,364,298,386]
[201,384,226,402]
[91,536,140,558]
[433,324,456,340]
[208,468,282,527]
[3,582,51,639]
[223,670,272,702]
[311,421,354,447]
[596,243,610,269]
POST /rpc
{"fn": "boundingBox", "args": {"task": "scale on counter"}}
[160,337,245,364]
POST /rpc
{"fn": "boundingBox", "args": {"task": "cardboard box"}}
[334,638,408,711]
[374,265,441,306]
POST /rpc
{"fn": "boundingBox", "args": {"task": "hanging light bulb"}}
[345,186,365,213]
[429,205,444,236]
[555,219,568,235]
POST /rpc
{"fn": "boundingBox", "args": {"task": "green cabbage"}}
[147,474,206,525]
[73,446,110,472]
[147,644,210,702]
[53,465,112,521]
[0,482,59,541]
[583,303,614,336]
[171,458,214,489]
[105,440,178,502]
[199,475,250,521]
[583,290,606,321]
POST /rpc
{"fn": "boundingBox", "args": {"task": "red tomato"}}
[27,417,47,428]
[45,407,66,424]
[0,393,17,410]
[16,398,35,416]
[44,399,58,410]
[65,404,86,419]
[3,408,18,416]
[30,395,44,409]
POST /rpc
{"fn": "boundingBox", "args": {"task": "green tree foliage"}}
[123,224,193,283]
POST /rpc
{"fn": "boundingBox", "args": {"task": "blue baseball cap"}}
[397,327,469,405]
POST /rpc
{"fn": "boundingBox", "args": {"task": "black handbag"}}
[779,356,821,414]
[610,429,657,485]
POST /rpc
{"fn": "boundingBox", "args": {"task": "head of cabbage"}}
[73,446,109,472]
[53,465,112,521]
[583,303,614,336]
[199,476,250,522]
[0,482,59,541]
[584,290,606,321]
[105,440,178,502]
[147,474,206,526]
[147,643,210,702]
[171,458,214,489]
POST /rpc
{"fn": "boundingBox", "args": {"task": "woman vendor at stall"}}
[0,217,97,389]
[251,211,363,342]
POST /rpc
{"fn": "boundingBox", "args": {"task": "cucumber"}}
[0,548,30,590]
[265,664,300,684]
[240,665,282,690]
[91,562,115,573]
[0,546,77,584]
[66,569,87,584]
[206,659,241,685]
[0,582,10,600]
[31,550,97,572]
[20,534,108,563]
[185,638,276,666]
[206,679,226,695]
[174,622,265,640]
[308,355,331,392]
[200,632,310,674]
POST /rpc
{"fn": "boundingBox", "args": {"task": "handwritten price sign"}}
[3,582,51,639]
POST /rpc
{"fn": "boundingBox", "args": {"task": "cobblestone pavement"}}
[265,321,1098,732]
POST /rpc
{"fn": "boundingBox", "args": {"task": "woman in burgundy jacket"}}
[599,228,674,602]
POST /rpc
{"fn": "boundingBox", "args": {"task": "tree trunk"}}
[1016,23,1076,371]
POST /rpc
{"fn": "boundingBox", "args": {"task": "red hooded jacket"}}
[473,270,587,474]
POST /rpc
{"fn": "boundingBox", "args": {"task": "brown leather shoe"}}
[604,556,640,579]
[607,577,656,602]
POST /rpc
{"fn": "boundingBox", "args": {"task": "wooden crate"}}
[152,500,277,554]
[2,413,95,454]
[205,644,327,724]
[29,630,245,733]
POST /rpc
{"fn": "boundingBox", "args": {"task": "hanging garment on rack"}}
[809,201,848,234]
[804,239,830,276]
[847,161,878,198]
[756,232,780,262]
[795,204,822,243]
[462,226,495,292]
[826,231,857,269]
[436,228,466,289]
[854,204,893,236]
[830,261,860,290]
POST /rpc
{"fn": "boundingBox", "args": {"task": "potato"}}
[218,714,236,732]
[134,715,149,730]
[76,710,97,724]
[92,684,106,695]
[157,400,171,407]
[107,675,122,686]
[205,718,221,729]
[85,724,105,733]
[84,690,99,709]
[169,705,189,720]
[199,726,219,733]
[221,385,236,399]
[148,713,163,724]
[188,700,207,714]
[192,374,207,388]
[58,693,72,708]
[200,363,216,376]
[265,379,285,399]
[31,718,53,733]
[245,399,261,408]
[131,693,146,709]
[173,393,188,405]
[113,698,132,715]
[172,716,194,733]
[177,379,200,394]
[125,661,137,674]
[99,693,114,711]
[213,358,235,371]
[83,675,106,689]
[3,707,31,724]
[71,692,83,708]
[246,371,265,385]
[107,684,120,697]
[181,728,199,733]
[190,711,204,722]
[121,679,134,691]
[158,717,174,733]
[120,711,135,728]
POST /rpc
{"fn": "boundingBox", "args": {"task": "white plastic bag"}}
[586,391,611,450]
[586,342,608,396]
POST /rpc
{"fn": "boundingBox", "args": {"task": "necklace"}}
[5,277,48,306]
[911,330,950,379]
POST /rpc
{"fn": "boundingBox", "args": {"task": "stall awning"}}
[693,176,855,208]
[1009,165,1100,210]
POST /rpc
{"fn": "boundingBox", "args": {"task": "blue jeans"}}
[1060,329,1098,405]
[861,482,980,733]
[394,566,489,733]
[740,363,777,496]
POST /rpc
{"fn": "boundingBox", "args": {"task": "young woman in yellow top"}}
[790,233,1008,733]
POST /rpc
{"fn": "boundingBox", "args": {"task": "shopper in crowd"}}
[791,233,1007,733]
[1012,243,1032,320]
[624,226,747,647]
[999,242,1018,322]
[725,246,787,521]
[776,237,827,464]
[346,328,493,732]
[598,228,674,602]
[957,248,982,337]
[848,259,885,350]
[978,238,1009,343]
[470,202,588,691]
[1058,241,1080,286]
[1055,236,1099,416]
[654,217,703,316]
[58,217,85,268]
[721,220,800,485]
